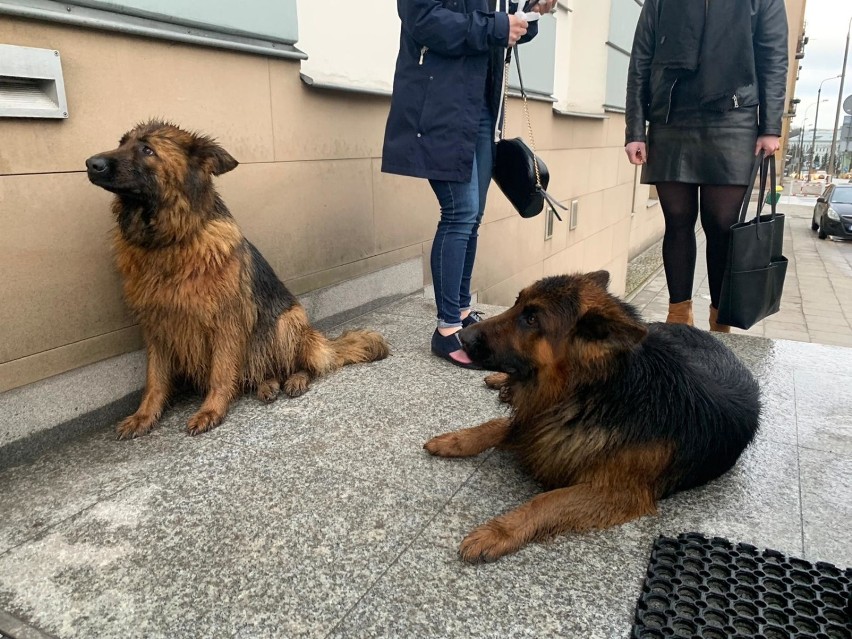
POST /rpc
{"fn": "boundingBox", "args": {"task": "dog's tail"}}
[300,327,389,376]
[329,329,390,367]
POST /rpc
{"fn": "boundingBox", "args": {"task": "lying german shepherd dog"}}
[86,121,389,438]
[425,272,759,562]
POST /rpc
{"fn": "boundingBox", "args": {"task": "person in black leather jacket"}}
[624,0,788,332]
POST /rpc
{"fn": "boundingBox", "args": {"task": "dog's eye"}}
[141,145,155,157]
[525,314,537,327]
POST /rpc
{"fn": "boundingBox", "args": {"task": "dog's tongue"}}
[449,349,474,365]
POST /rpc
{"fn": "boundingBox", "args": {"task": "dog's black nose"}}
[86,156,109,173]
[459,324,481,354]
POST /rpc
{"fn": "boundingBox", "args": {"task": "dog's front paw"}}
[116,414,156,440]
[257,379,280,403]
[186,409,223,436]
[497,385,513,404]
[459,521,520,563]
[424,432,471,457]
[283,372,310,398]
[484,372,509,389]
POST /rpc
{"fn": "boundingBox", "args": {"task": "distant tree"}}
[830,155,841,174]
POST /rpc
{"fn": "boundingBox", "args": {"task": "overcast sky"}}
[791,0,851,133]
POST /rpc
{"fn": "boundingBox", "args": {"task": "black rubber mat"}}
[633,533,852,639]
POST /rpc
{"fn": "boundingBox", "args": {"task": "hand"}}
[530,0,555,14]
[508,14,528,45]
[625,141,647,165]
[755,135,780,156]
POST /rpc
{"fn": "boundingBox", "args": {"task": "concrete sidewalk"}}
[628,202,852,347]
[0,294,850,638]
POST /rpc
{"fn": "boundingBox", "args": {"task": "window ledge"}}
[552,105,608,119]
[0,0,306,60]
[507,90,556,104]
[299,73,391,97]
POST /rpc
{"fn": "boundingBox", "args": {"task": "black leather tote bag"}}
[717,152,788,330]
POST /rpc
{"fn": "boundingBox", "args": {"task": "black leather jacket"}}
[625,0,788,144]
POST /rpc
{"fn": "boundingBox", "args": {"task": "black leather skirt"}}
[641,106,759,186]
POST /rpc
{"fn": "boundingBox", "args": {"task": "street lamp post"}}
[810,77,840,175]
[796,101,822,177]
[798,118,809,177]
[827,17,851,180]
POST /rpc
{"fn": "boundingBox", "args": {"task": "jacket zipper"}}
[419,46,428,65]
[665,78,678,124]
[732,94,740,108]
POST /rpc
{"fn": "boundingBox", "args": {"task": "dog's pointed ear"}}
[587,270,611,290]
[192,136,239,176]
[576,310,647,348]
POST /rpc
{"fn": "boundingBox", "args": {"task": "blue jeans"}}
[429,105,494,328]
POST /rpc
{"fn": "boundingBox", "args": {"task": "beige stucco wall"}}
[781,0,808,177]
[0,16,652,392]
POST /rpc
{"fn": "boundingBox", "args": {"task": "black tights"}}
[656,183,748,307]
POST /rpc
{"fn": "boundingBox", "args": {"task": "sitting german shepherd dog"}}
[86,121,389,438]
[425,272,759,562]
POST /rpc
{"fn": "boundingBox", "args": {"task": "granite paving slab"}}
[793,370,852,455]
[653,436,803,558]
[219,312,506,501]
[0,442,445,639]
[799,446,852,566]
[0,397,215,555]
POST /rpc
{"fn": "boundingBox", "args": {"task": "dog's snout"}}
[459,324,486,359]
[86,156,109,173]
[458,325,478,350]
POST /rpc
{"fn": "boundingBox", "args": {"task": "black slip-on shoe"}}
[461,310,485,328]
[430,329,483,370]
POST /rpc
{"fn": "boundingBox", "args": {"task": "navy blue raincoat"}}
[382,0,538,183]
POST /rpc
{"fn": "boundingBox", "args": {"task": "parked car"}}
[812,184,852,240]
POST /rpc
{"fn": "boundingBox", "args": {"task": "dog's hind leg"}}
[424,418,511,457]
[117,342,172,440]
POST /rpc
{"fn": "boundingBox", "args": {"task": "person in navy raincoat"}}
[382,0,553,367]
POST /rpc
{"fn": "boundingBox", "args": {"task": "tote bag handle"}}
[737,151,777,239]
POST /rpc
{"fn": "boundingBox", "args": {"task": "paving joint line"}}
[322,448,497,638]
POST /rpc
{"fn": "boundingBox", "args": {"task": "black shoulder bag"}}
[492,45,566,220]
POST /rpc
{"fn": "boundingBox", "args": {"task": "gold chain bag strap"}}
[493,44,566,220]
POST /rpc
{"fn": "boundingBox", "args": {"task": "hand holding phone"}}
[517,0,543,22]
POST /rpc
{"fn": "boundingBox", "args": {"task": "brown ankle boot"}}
[709,305,731,333]
[666,300,694,326]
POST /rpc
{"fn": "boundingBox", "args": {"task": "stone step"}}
[0,258,422,472]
